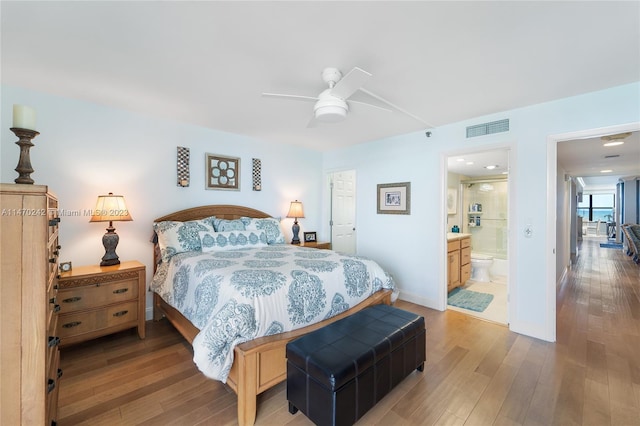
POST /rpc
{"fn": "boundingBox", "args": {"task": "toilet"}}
[471,253,493,282]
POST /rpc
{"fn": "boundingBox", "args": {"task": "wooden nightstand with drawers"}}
[299,241,331,249]
[57,260,146,346]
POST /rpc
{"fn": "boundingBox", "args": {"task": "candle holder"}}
[10,127,39,185]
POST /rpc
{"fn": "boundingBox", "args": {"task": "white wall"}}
[1,85,324,318]
[323,82,640,342]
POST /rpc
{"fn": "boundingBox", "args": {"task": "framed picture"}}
[304,231,317,242]
[377,182,411,215]
[206,153,240,190]
[447,188,457,214]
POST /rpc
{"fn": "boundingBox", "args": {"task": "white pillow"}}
[212,217,246,232]
[241,217,286,245]
[154,219,215,263]
[199,230,268,252]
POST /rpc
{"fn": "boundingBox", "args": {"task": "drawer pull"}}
[47,378,56,393]
[48,336,60,347]
[62,296,82,303]
[113,288,129,294]
[57,368,63,379]
[53,304,61,313]
[62,321,81,328]
[113,310,129,317]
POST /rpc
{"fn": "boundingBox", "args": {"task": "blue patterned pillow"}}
[154,219,215,262]
[242,217,286,245]
[212,217,246,232]
[199,230,268,252]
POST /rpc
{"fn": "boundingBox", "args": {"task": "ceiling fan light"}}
[314,105,347,122]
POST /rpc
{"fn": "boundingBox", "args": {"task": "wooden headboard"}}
[152,204,273,271]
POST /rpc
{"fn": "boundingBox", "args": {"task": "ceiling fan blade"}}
[348,100,393,113]
[330,67,371,100]
[359,88,434,127]
[262,93,318,102]
[306,115,317,128]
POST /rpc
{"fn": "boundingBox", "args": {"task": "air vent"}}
[604,154,620,158]
[466,119,510,138]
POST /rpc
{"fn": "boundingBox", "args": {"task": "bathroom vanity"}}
[447,233,471,292]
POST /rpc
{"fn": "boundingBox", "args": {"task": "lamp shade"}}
[286,200,305,219]
[89,193,133,223]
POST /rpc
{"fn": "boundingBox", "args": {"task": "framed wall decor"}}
[206,153,240,190]
[377,182,411,215]
[177,146,190,187]
[252,158,262,191]
[304,231,317,242]
[447,188,457,214]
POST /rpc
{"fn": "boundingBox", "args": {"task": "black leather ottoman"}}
[286,304,426,426]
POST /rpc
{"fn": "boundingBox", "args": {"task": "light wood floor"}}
[58,237,640,425]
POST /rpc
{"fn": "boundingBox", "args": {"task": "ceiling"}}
[2,1,639,183]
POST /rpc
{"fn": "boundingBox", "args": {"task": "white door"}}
[330,170,357,254]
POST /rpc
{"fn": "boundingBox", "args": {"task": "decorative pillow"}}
[242,217,286,245]
[199,215,217,229]
[212,217,246,232]
[153,219,215,263]
[199,230,268,252]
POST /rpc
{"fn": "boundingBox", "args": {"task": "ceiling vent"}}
[466,119,510,138]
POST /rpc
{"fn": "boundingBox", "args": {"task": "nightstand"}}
[299,241,331,250]
[57,260,146,346]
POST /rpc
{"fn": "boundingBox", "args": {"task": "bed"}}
[150,205,394,425]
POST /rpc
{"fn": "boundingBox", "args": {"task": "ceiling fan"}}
[262,67,431,127]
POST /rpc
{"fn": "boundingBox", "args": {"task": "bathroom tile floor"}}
[447,275,508,325]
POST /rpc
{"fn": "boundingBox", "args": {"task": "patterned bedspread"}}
[150,244,395,382]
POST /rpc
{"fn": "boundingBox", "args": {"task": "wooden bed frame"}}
[151,205,392,425]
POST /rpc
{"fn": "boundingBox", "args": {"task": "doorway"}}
[329,170,357,254]
[446,148,511,325]
[548,122,640,342]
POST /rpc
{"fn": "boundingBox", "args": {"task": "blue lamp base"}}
[291,220,301,244]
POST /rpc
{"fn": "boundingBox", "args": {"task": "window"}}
[578,193,615,222]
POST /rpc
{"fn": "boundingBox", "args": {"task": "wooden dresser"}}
[57,261,146,346]
[1,184,62,425]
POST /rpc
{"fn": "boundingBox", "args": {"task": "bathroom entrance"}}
[446,148,511,325]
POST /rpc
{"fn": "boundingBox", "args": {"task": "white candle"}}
[13,105,37,131]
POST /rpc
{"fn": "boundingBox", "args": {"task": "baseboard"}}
[397,290,442,311]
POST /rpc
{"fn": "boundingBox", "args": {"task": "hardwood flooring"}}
[58,237,640,425]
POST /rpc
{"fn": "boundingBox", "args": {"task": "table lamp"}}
[90,192,133,266]
[286,200,305,244]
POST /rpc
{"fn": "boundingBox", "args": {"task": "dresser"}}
[0,184,61,425]
[57,261,146,346]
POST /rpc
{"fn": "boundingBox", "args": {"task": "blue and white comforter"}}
[150,244,395,382]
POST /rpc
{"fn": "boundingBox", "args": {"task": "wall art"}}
[252,158,262,191]
[205,153,240,190]
[447,188,457,214]
[177,146,190,187]
[377,182,411,214]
